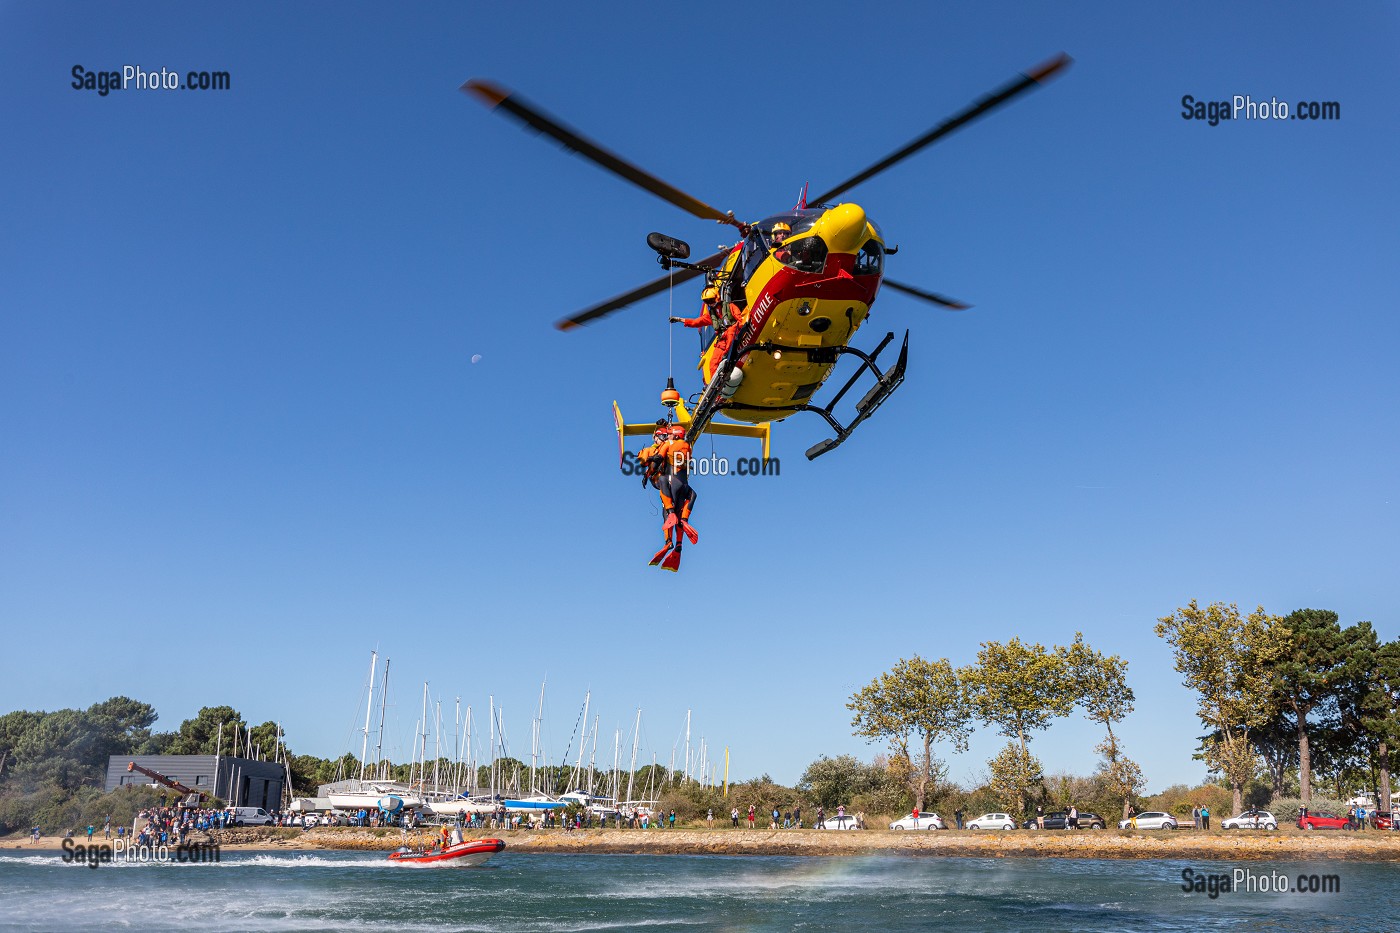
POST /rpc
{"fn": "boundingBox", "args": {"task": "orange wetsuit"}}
[693,303,746,384]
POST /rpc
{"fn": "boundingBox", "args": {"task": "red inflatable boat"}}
[386,838,505,867]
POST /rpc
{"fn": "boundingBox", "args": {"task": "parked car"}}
[1297,811,1352,830]
[967,812,1017,831]
[818,814,862,830]
[224,806,275,827]
[1221,810,1278,830]
[890,812,946,830]
[1021,811,1107,830]
[1118,812,1177,830]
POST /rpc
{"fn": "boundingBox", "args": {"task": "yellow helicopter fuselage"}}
[700,203,885,424]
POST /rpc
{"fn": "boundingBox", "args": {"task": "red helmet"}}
[669,424,687,439]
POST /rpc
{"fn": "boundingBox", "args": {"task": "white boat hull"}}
[427,799,497,816]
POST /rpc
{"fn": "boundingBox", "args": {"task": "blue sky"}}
[2,2,1397,793]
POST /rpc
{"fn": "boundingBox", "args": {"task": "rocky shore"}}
[18,826,1399,861]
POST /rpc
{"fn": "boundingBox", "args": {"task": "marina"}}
[301,653,724,829]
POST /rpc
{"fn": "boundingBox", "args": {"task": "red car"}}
[1297,811,1352,830]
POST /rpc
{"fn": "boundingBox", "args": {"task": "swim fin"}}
[649,543,672,567]
[680,521,698,545]
[659,548,682,572]
[663,512,678,532]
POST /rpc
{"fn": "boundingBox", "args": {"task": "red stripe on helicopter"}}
[740,255,879,348]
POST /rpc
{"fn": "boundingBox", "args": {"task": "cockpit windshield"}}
[755,209,824,243]
[757,209,828,274]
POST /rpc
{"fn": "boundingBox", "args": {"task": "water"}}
[0,850,1385,932]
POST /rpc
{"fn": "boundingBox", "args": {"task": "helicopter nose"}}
[821,203,869,254]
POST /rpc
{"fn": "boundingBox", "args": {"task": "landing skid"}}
[685,331,909,461]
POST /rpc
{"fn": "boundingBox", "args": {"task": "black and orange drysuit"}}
[637,433,697,535]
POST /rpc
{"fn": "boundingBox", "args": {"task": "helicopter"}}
[462,53,1069,462]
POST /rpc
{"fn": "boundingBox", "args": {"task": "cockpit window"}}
[778,234,828,274]
[853,239,883,276]
[755,209,823,242]
[741,231,769,283]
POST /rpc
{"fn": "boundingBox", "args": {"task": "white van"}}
[225,806,274,826]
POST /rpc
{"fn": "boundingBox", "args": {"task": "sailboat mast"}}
[587,715,599,794]
[214,722,222,801]
[626,708,641,803]
[374,660,390,780]
[531,678,546,795]
[417,682,429,793]
[611,728,620,801]
[573,691,590,791]
[433,700,442,794]
[359,652,377,782]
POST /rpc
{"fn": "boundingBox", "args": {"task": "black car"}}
[1021,811,1107,830]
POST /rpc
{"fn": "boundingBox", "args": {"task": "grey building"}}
[104,755,288,809]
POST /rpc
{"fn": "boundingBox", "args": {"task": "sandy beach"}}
[13,826,1400,861]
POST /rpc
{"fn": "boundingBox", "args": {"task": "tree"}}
[1250,710,1301,801]
[848,656,971,811]
[798,755,883,809]
[1155,601,1289,813]
[248,721,285,761]
[1273,609,1345,803]
[1362,638,1400,814]
[0,698,158,794]
[1330,622,1398,809]
[987,742,1043,813]
[961,638,1080,815]
[165,706,246,756]
[1064,634,1142,818]
[1094,734,1145,818]
[964,638,1079,760]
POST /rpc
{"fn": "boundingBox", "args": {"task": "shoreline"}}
[11,827,1400,861]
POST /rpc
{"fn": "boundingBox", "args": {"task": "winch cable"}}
[666,264,674,396]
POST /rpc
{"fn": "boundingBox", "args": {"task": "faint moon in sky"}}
[470,354,482,364]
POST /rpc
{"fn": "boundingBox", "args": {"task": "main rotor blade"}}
[463,79,742,230]
[809,53,1071,205]
[556,250,731,331]
[881,278,971,310]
